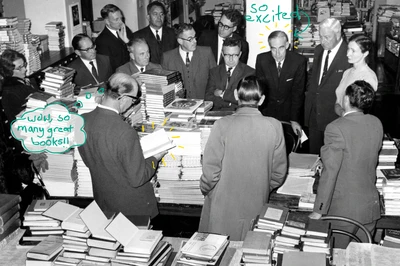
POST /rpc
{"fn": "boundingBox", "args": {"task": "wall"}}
[92,0,138,32]
[3,0,26,18]
[201,0,242,15]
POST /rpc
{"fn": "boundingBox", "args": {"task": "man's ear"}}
[234,89,238,101]
[285,42,290,50]
[258,95,265,106]
[75,50,82,57]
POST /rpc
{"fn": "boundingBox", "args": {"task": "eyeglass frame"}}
[218,21,235,31]
[222,52,240,60]
[117,91,141,106]
[79,44,96,52]
[14,62,27,71]
[178,36,197,42]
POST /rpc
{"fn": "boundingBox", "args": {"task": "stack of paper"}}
[74,148,93,198]
[17,18,41,75]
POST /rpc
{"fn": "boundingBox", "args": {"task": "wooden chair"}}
[321,215,373,243]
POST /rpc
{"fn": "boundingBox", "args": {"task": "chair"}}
[281,121,301,154]
[321,215,373,243]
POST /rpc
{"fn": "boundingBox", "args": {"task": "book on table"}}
[42,201,81,222]
[282,212,309,236]
[281,251,326,266]
[306,219,330,238]
[242,231,272,256]
[105,212,163,255]
[257,203,289,228]
[25,199,68,215]
[0,193,21,215]
[384,229,400,244]
[0,204,19,226]
[164,99,204,114]
[179,232,229,261]
[175,239,229,266]
[26,235,64,261]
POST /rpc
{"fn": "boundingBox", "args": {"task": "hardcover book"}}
[180,232,228,260]
[140,129,176,159]
[164,99,204,114]
[42,201,81,222]
[0,193,21,215]
[26,235,63,261]
[242,231,272,256]
[259,204,289,226]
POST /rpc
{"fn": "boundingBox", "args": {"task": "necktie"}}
[156,30,161,42]
[185,52,190,67]
[140,67,144,73]
[321,50,331,83]
[89,61,99,81]
[277,62,282,77]
[225,67,233,90]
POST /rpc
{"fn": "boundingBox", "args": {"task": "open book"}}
[140,129,175,159]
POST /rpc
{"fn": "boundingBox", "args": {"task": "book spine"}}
[0,195,21,215]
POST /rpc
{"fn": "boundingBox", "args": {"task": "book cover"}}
[86,237,120,250]
[385,229,400,243]
[105,212,163,255]
[0,204,19,226]
[284,212,309,232]
[180,232,228,260]
[27,199,68,214]
[282,251,326,266]
[141,68,179,78]
[43,66,75,79]
[61,209,88,233]
[242,231,271,255]
[88,246,118,258]
[140,129,176,159]
[164,99,204,114]
[381,169,400,180]
[26,235,64,261]
[259,203,289,225]
[42,201,81,222]
[0,193,21,215]
[306,219,330,237]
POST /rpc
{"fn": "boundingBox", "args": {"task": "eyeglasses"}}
[179,36,197,42]
[118,93,141,106]
[79,44,96,52]
[223,53,240,59]
[218,22,235,31]
[14,62,27,71]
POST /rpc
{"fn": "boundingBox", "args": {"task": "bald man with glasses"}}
[68,33,112,94]
[198,9,249,64]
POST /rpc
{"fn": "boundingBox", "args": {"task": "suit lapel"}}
[77,57,96,84]
[266,54,279,88]
[319,42,347,87]
[129,61,140,74]
[190,49,200,75]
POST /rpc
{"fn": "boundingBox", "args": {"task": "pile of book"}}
[377,5,400,22]
[172,232,229,265]
[74,148,93,197]
[280,251,327,266]
[382,229,400,248]
[0,194,21,244]
[241,231,272,265]
[253,204,289,235]
[17,18,41,75]
[40,66,75,98]
[300,219,331,254]
[45,21,65,51]
[380,168,400,216]
[26,235,64,265]
[0,16,24,54]
[377,138,399,169]
[137,69,182,124]
[295,23,320,49]
[297,192,316,211]
[195,101,213,121]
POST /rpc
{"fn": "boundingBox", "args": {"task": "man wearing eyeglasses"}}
[205,37,254,110]
[78,73,167,220]
[256,30,307,137]
[95,4,133,72]
[162,23,216,99]
[131,2,177,65]
[116,37,162,78]
[198,9,249,64]
[68,34,113,94]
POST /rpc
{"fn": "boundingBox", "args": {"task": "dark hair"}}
[222,9,242,27]
[100,4,121,19]
[0,49,26,77]
[237,76,263,102]
[268,30,289,43]
[71,33,91,50]
[147,1,166,14]
[345,80,375,111]
[127,37,147,50]
[176,23,194,38]
[104,73,138,99]
[223,36,242,50]
[348,34,372,54]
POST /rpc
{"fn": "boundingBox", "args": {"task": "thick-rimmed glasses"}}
[179,36,197,42]
[14,62,27,71]
[79,44,96,52]
[118,94,141,106]
[218,21,235,31]
[223,53,240,60]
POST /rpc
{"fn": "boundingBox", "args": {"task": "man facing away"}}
[78,73,166,220]
[304,18,351,154]
[131,1,177,64]
[256,30,307,136]
[95,4,133,72]
[205,37,254,110]
[68,33,112,93]
[162,23,216,99]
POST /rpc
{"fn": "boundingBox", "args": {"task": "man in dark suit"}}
[304,18,351,154]
[78,73,166,220]
[205,37,254,110]
[198,9,249,64]
[162,23,216,99]
[131,1,177,65]
[68,34,112,93]
[95,4,133,72]
[116,38,162,78]
[256,30,307,135]
[310,81,382,248]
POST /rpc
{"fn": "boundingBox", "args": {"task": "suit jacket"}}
[131,26,178,64]
[78,107,159,219]
[68,54,113,89]
[197,30,249,64]
[116,61,162,76]
[95,26,133,72]
[162,46,216,99]
[205,62,254,111]
[256,51,307,123]
[304,42,351,131]
[314,112,383,224]
[199,107,287,241]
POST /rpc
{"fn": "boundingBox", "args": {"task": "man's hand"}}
[29,153,49,173]
[290,121,302,137]
[214,89,223,97]
[153,150,168,161]
[119,23,129,43]
[309,212,322,220]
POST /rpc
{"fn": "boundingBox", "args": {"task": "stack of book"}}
[20,199,67,246]
[24,90,57,111]
[0,16,24,54]
[45,21,65,51]
[195,101,213,121]
[138,69,181,124]
[139,129,176,159]
[74,148,93,197]
[17,18,41,75]
[173,232,229,266]
[380,169,400,215]
[241,231,272,265]
[41,66,75,98]
[0,194,21,243]
[382,229,400,248]
[377,138,399,170]
[26,235,64,266]
[281,251,326,266]
[300,219,331,254]
[297,192,316,211]
[75,86,103,115]
[254,204,289,234]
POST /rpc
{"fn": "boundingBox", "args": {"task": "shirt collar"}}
[149,26,162,39]
[106,26,119,38]
[343,110,359,117]
[98,104,119,114]
[179,47,192,59]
